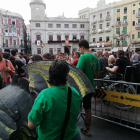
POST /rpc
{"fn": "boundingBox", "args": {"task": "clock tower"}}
[30,0,46,20]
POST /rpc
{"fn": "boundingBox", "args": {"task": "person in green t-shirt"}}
[28,59,82,140]
[76,39,100,137]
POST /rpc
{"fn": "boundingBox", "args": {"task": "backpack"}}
[0,59,8,90]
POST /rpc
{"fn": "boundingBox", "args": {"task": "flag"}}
[43,45,45,48]
[3,10,8,14]
[37,40,40,46]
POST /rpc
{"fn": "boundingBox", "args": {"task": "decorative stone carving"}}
[56,32,62,35]
[47,32,54,35]
[79,32,86,35]
[72,33,78,35]
[64,32,70,35]
[35,32,42,35]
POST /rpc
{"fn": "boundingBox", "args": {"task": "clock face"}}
[36,8,39,11]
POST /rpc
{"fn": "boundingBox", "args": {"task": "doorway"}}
[64,46,70,54]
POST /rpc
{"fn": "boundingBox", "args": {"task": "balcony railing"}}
[106,15,111,21]
[115,22,121,27]
[114,34,119,39]
[105,26,111,32]
[98,18,104,23]
[135,23,140,30]
[92,29,97,34]
[7,45,20,49]
[3,32,17,37]
[122,20,128,26]
[3,24,19,29]
[91,20,97,24]
[48,40,80,44]
[131,39,140,44]
[98,29,104,33]
[114,43,120,47]
[136,13,140,18]
[48,41,62,44]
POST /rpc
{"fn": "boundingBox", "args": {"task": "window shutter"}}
[138,32,140,38]
[124,7,127,10]
[123,27,127,35]
[132,34,135,39]
[124,16,127,19]
[117,9,120,12]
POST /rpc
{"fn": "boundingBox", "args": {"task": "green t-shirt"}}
[28,85,82,140]
[76,53,100,87]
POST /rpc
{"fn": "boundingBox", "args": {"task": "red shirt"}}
[0,58,15,84]
[72,58,79,67]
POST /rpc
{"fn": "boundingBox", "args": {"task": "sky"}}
[0,0,120,25]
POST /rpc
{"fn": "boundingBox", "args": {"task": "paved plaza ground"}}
[77,117,140,140]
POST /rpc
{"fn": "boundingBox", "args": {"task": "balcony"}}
[135,23,140,30]
[3,24,19,29]
[114,34,119,39]
[62,40,79,43]
[48,40,80,44]
[89,42,97,47]
[7,45,20,49]
[98,29,104,33]
[91,20,97,24]
[3,32,17,37]
[136,13,140,18]
[48,41,62,44]
[106,15,111,21]
[98,18,104,23]
[122,20,128,26]
[115,22,121,27]
[35,40,42,45]
[92,29,97,34]
[131,39,140,44]
[114,43,120,47]
[105,26,111,32]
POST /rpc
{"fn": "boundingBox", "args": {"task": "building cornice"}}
[90,6,114,15]
[114,0,139,8]
[29,19,89,23]
[29,1,46,8]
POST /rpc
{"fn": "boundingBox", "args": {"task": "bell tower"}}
[30,0,46,20]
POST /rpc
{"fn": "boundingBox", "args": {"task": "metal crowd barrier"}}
[91,79,140,131]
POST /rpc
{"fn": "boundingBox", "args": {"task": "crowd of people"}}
[0,39,140,139]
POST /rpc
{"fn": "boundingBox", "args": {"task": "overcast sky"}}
[1,0,120,25]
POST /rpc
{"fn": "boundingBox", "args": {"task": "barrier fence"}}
[89,79,140,131]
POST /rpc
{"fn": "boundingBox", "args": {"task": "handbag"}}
[60,87,72,140]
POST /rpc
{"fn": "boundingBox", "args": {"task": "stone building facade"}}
[0,8,26,53]
[30,0,89,55]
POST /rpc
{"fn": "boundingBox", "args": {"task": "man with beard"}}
[0,49,15,89]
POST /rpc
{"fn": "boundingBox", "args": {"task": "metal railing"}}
[135,24,140,30]
[90,79,140,132]
[99,18,104,23]
[136,13,140,18]
[105,27,111,32]
[98,29,104,33]
[116,22,121,27]
[122,20,128,26]
[106,16,111,21]
[92,29,97,34]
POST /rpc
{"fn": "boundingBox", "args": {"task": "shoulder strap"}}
[5,59,8,67]
[60,87,72,140]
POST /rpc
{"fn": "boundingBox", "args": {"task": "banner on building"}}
[65,40,69,46]
[102,42,104,48]
[37,40,40,46]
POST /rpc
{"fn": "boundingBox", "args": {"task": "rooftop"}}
[0,8,23,19]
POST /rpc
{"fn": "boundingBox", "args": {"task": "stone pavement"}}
[77,117,140,140]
